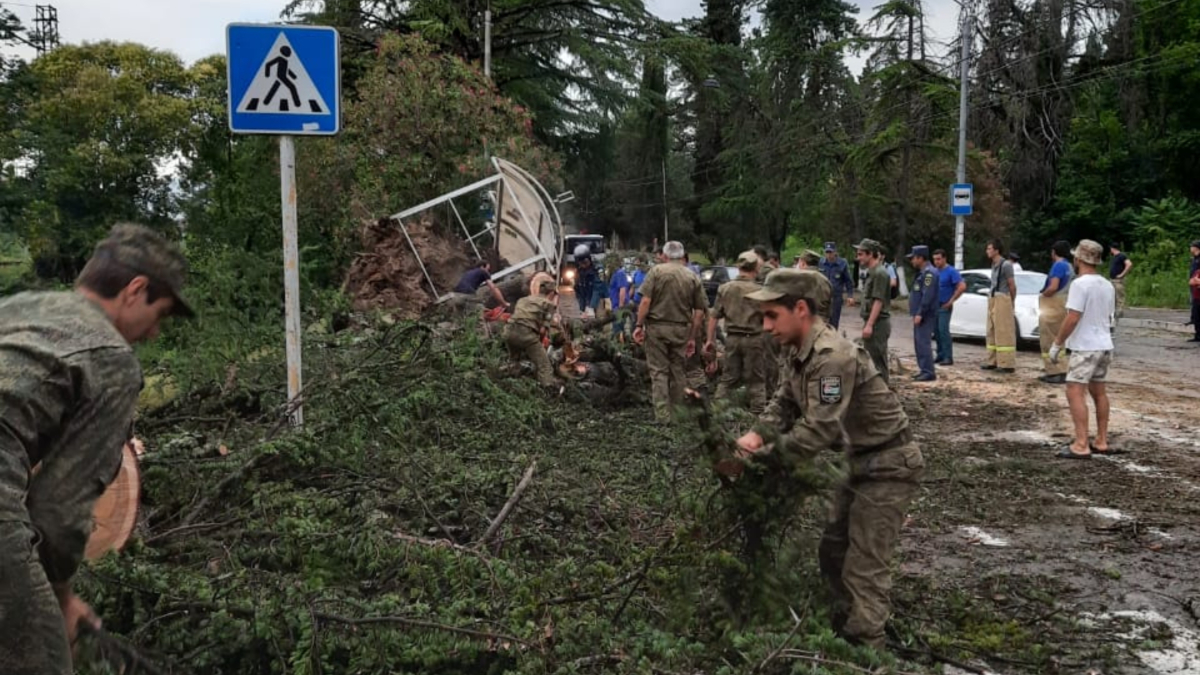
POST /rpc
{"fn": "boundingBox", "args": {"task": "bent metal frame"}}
[387,157,567,302]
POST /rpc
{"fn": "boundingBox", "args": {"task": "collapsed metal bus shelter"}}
[387,157,566,302]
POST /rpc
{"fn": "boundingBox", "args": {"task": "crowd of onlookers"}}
[456,235,1200,457]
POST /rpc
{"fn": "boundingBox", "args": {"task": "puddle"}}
[958,429,1059,444]
[959,526,1010,547]
[1088,506,1131,521]
[1098,457,1160,474]
[1085,610,1200,674]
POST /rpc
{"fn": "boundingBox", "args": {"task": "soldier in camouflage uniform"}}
[795,250,821,269]
[848,239,892,384]
[704,251,767,413]
[753,245,778,284]
[633,241,707,421]
[735,269,924,651]
[1,223,191,675]
[504,279,563,387]
[751,246,783,394]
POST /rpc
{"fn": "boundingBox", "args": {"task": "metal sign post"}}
[953,5,973,269]
[227,24,341,426]
[279,135,303,425]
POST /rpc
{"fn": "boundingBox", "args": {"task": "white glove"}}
[1048,343,1062,364]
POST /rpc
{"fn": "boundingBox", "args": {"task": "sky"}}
[2,0,964,69]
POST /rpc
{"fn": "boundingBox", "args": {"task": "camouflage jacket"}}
[510,295,557,333]
[0,292,142,584]
[757,320,909,459]
[713,279,763,334]
[640,263,707,325]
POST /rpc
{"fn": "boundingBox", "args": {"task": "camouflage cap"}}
[853,238,883,254]
[1071,239,1104,266]
[746,268,832,308]
[537,278,557,295]
[801,249,821,266]
[92,223,193,318]
[736,250,760,268]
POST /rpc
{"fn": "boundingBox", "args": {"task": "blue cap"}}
[906,245,930,259]
[823,242,836,252]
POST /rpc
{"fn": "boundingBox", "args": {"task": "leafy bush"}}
[1122,197,1198,308]
[0,230,32,294]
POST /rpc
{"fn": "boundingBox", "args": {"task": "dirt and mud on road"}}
[866,312,1200,674]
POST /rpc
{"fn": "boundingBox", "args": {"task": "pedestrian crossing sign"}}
[227,24,340,135]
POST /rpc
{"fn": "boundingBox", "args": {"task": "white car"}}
[949,269,1048,342]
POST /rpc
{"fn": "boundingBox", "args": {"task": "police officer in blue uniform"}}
[818,242,854,328]
[906,245,939,381]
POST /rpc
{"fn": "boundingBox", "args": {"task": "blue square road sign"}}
[950,183,973,216]
[227,24,340,135]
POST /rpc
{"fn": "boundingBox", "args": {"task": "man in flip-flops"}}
[1047,239,1115,459]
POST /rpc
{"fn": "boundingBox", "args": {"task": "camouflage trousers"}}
[715,333,766,414]
[761,332,782,397]
[862,316,891,384]
[0,520,72,675]
[685,350,708,394]
[644,322,692,421]
[505,325,556,386]
[818,441,924,650]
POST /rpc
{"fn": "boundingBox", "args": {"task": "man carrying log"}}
[0,223,192,675]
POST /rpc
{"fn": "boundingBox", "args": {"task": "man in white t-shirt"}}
[1047,239,1115,459]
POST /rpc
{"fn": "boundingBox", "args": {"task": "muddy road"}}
[831,309,1199,674]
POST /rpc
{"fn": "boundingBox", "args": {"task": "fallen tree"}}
[76,314,868,675]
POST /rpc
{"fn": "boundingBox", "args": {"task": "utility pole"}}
[5,4,59,56]
[661,159,669,242]
[953,2,973,269]
[483,2,492,79]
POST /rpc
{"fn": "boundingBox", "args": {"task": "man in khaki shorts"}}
[1048,239,1115,459]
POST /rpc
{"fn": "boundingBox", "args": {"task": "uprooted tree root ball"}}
[343,218,474,317]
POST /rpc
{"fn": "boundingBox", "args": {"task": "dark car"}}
[701,265,740,306]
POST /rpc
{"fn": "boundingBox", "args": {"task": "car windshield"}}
[566,238,605,255]
[1015,274,1047,295]
[701,267,721,282]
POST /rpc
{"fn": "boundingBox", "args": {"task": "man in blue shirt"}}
[931,249,965,365]
[906,245,939,381]
[1038,240,1074,383]
[609,258,635,337]
[818,242,854,328]
[453,260,508,307]
[631,256,649,305]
